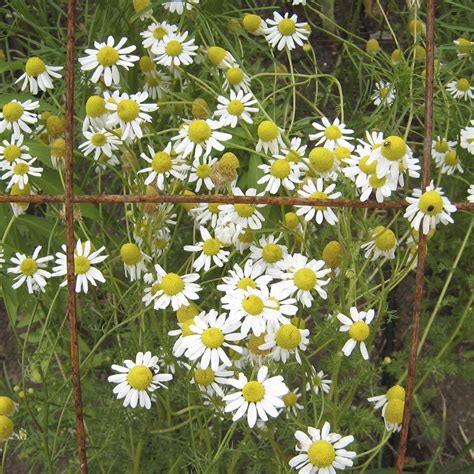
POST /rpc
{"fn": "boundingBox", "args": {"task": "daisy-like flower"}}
[307,147,340,180]
[191,364,234,398]
[153,31,198,67]
[454,37,473,59]
[259,323,309,364]
[368,384,405,411]
[163,0,199,14]
[217,260,272,294]
[184,227,230,272]
[0,416,14,441]
[289,422,356,473]
[173,118,231,160]
[16,57,63,95]
[140,21,178,51]
[270,253,331,307]
[282,388,304,416]
[275,137,308,165]
[337,306,375,360]
[168,318,197,357]
[404,182,456,234]
[434,148,464,175]
[107,351,172,409]
[142,263,202,311]
[431,136,457,162]
[7,246,53,294]
[460,120,474,155]
[257,157,302,194]
[256,120,284,154]
[78,128,121,161]
[296,178,341,225]
[309,117,354,151]
[371,80,396,107]
[249,235,288,271]
[370,385,406,433]
[223,66,251,93]
[190,202,222,227]
[78,36,139,87]
[52,240,108,293]
[214,90,258,128]
[342,144,374,185]
[2,158,43,190]
[188,155,217,192]
[223,365,288,428]
[0,135,32,170]
[358,173,396,203]
[265,12,310,51]
[446,78,474,100]
[105,91,158,141]
[243,13,267,36]
[207,46,237,69]
[120,243,150,281]
[360,226,397,261]
[306,368,332,395]
[142,70,171,100]
[138,142,188,190]
[181,309,243,371]
[82,95,109,132]
[220,187,266,230]
[0,99,39,139]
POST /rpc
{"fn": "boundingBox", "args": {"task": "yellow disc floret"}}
[117,99,140,122]
[308,440,336,468]
[74,256,90,274]
[86,95,106,117]
[201,327,225,348]
[275,324,301,349]
[3,102,24,122]
[25,57,46,76]
[309,147,335,173]
[226,67,244,85]
[234,203,255,217]
[120,243,141,265]
[19,257,38,276]
[371,226,396,251]
[127,365,153,390]
[242,381,265,402]
[207,46,227,66]
[262,243,283,263]
[258,120,279,142]
[202,238,221,256]
[165,40,183,57]
[3,144,22,163]
[97,46,119,66]
[188,120,212,143]
[323,241,343,268]
[0,397,14,417]
[270,159,291,178]
[237,277,256,290]
[455,37,472,55]
[176,303,199,323]
[278,18,296,36]
[366,38,381,53]
[283,391,298,407]
[0,415,13,441]
[385,398,404,424]
[381,136,406,161]
[161,273,184,296]
[386,385,405,401]
[248,333,270,355]
[194,367,215,386]
[294,268,316,291]
[284,212,299,230]
[349,321,370,341]
[227,99,244,116]
[456,78,470,92]
[243,14,262,33]
[152,151,172,173]
[242,295,264,315]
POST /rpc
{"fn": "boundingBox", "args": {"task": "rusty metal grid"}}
[2,0,472,472]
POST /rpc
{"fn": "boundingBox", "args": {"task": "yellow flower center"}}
[334,146,351,163]
[242,381,265,403]
[283,391,298,407]
[243,14,262,33]
[161,273,184,296]
[408,19,424,36]
[237,277,256,290]
[381,136,406,161]
[194,367,215,386]
[202,238,220,256]
[97,46,119,66]
[284,212,299,229]
[152,151,172,173]
[201,327,225,348]
[46,115,65,136]
[19,257,38,276]
[456,38,472,54]
[387,385,406,401]
[359,155,377,174]
[371,226,396,251]
[294,267,316,291]
[153,26,167,40]
[176,303,199,323]
[278,18,296,36]
[165,40,183,57]
[140,55,155,73]
[434,139,449,153]
[133,0,151,12]
[379,87,390,98]
[120,243,141,265]
[324,125,342,140]
[349,321,370,341]
[310,191,328,210]
[366,38,381,53]
[227,99,244,116]
[239,230,254,244]
[234,203,255,217]
[368,174,386,188]
[196,163,211,178]
[258,120,279,142]
[207,46,227,66]
[74,255,91,274]
[248,333,270,355]
[444,150,459,166]
[0,415,14,441]
[117,99,140,122]
[13,162,29,176]
[188,120,212,143]
[127,365,153,390]
[25,57,46,76]
[285,149,300,162]
[181,318,196,336]
[418,190,443,215]
[3,144,22,163]
[91,133,107,146]
[270,159,290,178]
[226,67,244,85]
[385,398,404,424]
[86,95,106,117]
[3,102,24,122]
[242,295,264,315]
[322,240,343,268]
[308,440,336,468]
[456,78,470,91]
[262,243,282,263]
[309,147,335,173]
[275,324,301,349]
[0,397,15,417]
[52,138,66,158]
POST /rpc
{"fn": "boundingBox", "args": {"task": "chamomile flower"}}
[138,143,188,190]
[214,90,258,128]
[52,240,108,293]
[289,422,356,473]
[188,155,217,192]
[207,46,237,69]
[434,148,464,175]
[217,260,272,294]
[163,0,199,14]
[454,37,473,59]
[371,81,396,107]
[270,253,332,307]
[448,78,474,100]
[106,91,158,141]
[259,323,309,364]
[222,66,251,93]
[404,182,456,234]
[221,187,266,230]
[184,227,230,272]
[282,388,304,416]
[258,157,302,194]
[242,14,267,36]
[173,118,231,160]
[342,145,374,185]
[361,226,397,261]
[140,22,178,51]
[108,351,172,409]
[168,318,197,357]
[78,128,121,161]
[191,364,234,398]
[337,306,375,360]
[296,178,341,225]
[307,147,340,180]
[190,202,222,227]
[309,117,354,151]
[431,137,457,161]
[16,57,63,95]
[214,213,242,246]
[2,158,43,190]
[0,416,14,441]
[0,135,32,170]
[460,120,474,155]
[142,70,171,100]
[181,309,244,371]
[382,398,405,433]
[306,369,332,395]
[83,95,109,132]
[142,263,202,311]
[359,173,396,203]
[133,0,153,20]
[120,243,150,281]
[275,137,308,164]
[256,120,284,154]
[79,36,139,86]
[223,365,288,428]
[249,235,288,271]
[0,99,39,139]
[8,246,53,293]
[153,32,198,67]
[265,12,310,51]
[368,384,405,411]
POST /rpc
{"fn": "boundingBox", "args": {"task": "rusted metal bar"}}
[65,0,88,472]
[396,0,435,472]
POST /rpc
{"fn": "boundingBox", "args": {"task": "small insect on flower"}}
[1,157,43,190]
[309,117,354,151]
[214,90,258,128]
[108,351,172,409]
[361,226,397,261]
[404,182,456,234]
[0,135,33,170]
[79,36,139,87]
[52,240,108,294]
[8,246,53,294]
[446,78,474,100]
[184,227,230,272]
[0,99,39,139]
[120,243,150,281]
[16,56,63,95]
[223,365,288,428]
[256,120,284,154]
[264,12,310,51]
[153,32,198,67]
[289,422,356,473]
[79,128,121,161]
[338,306,375,360]
[140,21,178,51]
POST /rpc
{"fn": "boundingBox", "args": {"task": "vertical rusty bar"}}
[396,0,435,471]
[65,0,88,472]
